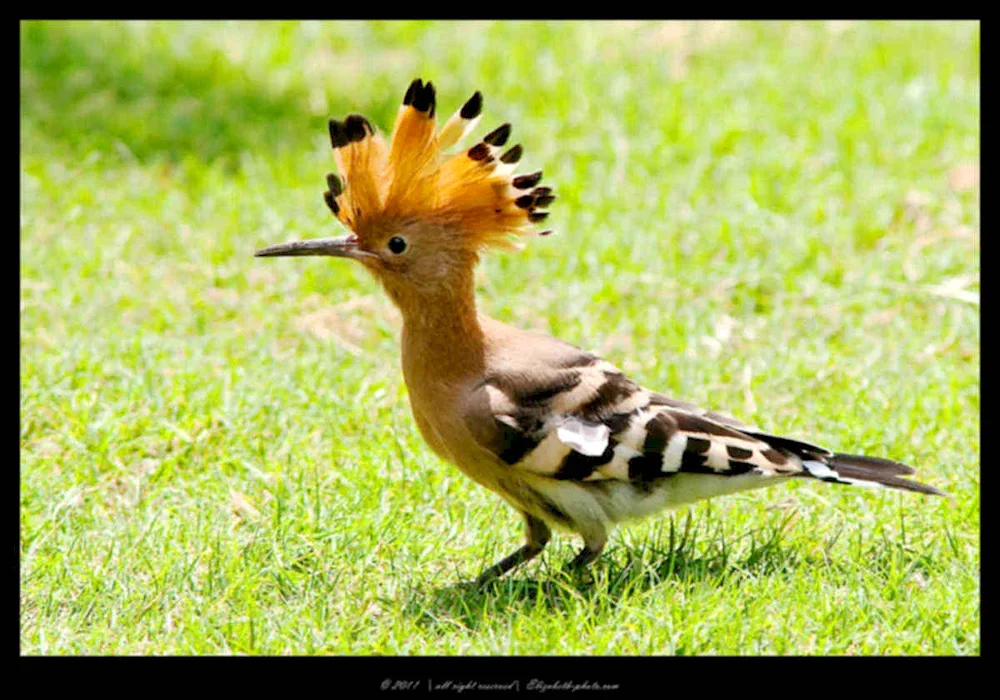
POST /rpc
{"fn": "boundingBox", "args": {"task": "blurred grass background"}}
[21,20,978,655]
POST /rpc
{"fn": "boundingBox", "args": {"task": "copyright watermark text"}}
[380,678,621,693]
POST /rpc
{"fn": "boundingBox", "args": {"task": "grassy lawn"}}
[20,20,979,655]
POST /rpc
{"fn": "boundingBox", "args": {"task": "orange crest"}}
[323,79,554,251]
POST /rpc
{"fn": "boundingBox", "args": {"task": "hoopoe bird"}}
[256,79,946,585]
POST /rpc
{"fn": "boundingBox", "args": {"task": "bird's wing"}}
[466,350,824,484]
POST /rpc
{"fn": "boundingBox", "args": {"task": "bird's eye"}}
[388,236,407,254]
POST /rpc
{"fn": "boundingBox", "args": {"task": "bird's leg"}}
[565,533,606,572]
[476,513,551,587]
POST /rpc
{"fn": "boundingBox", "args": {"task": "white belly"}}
[592,473,790,524]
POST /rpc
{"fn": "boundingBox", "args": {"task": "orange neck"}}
[392,266,487,387]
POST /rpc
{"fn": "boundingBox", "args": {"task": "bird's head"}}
[255,79,554,307]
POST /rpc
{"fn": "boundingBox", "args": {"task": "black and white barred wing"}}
[479,359,792,480]
[475,357,943,495]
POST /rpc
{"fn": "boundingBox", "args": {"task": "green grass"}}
[20,20,979,655]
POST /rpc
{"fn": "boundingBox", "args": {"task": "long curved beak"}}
[254,234,372,261]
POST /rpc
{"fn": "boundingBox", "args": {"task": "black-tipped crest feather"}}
[500,144,522,164]
[484,123,511,146]
[460,91,483,119]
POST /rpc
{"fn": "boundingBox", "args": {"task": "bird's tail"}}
[742,430,947,496]
[800,453,947,496]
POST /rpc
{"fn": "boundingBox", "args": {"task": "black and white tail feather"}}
[798,452,945,495]
[737,427,945,495]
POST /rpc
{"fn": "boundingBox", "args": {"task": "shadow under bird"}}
[256,78,946,586]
